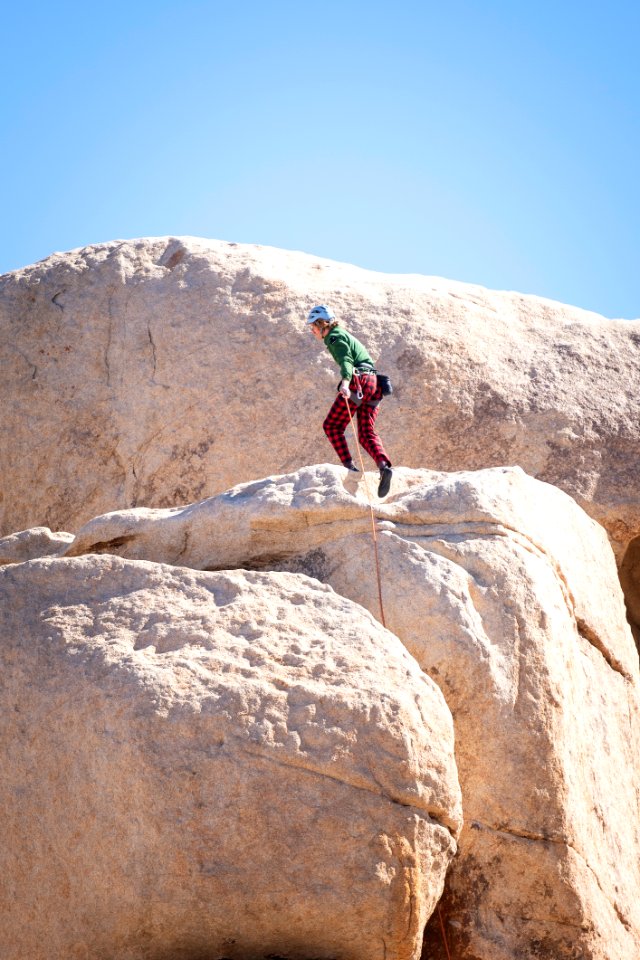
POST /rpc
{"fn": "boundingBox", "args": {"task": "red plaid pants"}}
[323,373,391,467]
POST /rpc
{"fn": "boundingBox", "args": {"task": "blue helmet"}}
[307,304,335,324]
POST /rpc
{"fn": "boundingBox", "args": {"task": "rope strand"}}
[437,904,452,960]
[343,396,386,628]
[344,393,452,960]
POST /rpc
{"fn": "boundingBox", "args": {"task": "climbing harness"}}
[350,372,365,404]
[344,391,452,960]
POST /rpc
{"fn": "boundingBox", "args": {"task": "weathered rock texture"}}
[0,525,73,565]
[60,463,640,960]
[2,238,639,577]
[0,554,461,960]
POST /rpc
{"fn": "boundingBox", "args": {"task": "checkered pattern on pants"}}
[323,373,391,467]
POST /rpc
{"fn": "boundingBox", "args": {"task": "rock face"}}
[0,554,461,960]
[2,237,640,576]
[60,463,640,960]
[3,229,640,956]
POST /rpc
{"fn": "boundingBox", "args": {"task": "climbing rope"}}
[344,395,452,960]
[343,397,386,628]
[437,903,452,960]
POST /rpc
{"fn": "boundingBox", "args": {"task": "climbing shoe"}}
[378,464,393,498]
[345,460,360,472]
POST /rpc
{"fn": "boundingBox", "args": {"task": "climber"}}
[307,304,393,498]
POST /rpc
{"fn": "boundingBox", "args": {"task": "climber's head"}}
[307,304,337,340]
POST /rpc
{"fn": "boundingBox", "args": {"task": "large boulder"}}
[0,554,461,960]
[61,463,640,959]
[2,237,639,572]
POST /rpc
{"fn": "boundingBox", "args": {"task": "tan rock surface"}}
[2,236,639,575]
[63,463,640,959]
[0,554,461,960]
[0,525,73,564]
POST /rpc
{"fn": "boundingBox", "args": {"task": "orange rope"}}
[437,903,452,960]
[343,396,386,628]
[344,394,452,960]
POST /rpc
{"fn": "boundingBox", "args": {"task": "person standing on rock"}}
[307,305,393,498]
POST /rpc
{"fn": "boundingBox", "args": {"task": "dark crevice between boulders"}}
[76,534,136,554]
[619,535,640,655]
[421,875,471,960]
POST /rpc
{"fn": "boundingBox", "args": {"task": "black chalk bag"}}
[377,373,393,396]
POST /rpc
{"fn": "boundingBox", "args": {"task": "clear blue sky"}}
[1,1,638,318]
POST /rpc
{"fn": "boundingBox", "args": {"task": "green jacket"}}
[323,326,374,381]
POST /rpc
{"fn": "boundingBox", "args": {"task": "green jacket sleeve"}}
[325,329,355,381]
